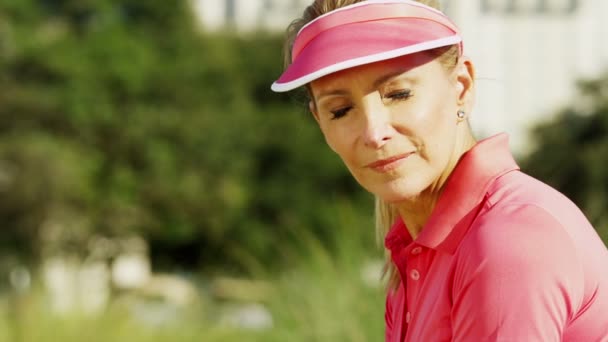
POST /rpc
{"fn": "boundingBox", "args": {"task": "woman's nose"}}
[361,98,395,149]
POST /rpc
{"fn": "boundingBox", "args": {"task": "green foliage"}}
[521,72,608,244]
[0,0,368,270]
[0,206,384,341]
[265,202,383,341]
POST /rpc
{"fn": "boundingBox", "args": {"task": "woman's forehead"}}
[311,53,440,94]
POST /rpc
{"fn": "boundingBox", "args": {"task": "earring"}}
[457,110,466,120]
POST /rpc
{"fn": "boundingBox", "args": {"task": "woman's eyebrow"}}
[373,70,413,88]
[316,89,350,102]
[315,69,415,101]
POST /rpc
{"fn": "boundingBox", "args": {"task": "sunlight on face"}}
[310,52,472,203]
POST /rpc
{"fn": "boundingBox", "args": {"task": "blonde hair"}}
[282,0,458,290]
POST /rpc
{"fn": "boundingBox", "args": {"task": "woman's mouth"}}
[366,152,414,173]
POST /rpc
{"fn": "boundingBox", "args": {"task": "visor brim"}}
[271,19,461,92]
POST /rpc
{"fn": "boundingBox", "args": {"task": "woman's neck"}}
[396,195,438,240]
[396,129,477,240]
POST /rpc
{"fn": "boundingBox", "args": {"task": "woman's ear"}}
[454,57,476,110]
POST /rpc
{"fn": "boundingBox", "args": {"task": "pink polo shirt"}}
[384,134,608,341]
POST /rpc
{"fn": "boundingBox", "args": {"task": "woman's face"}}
[310,52,474,202]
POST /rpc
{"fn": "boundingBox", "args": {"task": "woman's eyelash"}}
[330,107,351,119]
[386,90,412,101]
[328,90,411,119]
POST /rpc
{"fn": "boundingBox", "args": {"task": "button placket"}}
[408,246,423,281]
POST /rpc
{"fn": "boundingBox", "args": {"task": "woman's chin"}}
[368,180,427,203]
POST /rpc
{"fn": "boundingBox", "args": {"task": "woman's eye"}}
[386,90,412,101]
[330,106,351,120]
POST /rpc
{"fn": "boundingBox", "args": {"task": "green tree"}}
[522,72,608,244]
[0,0,369,271]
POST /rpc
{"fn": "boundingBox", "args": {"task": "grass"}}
[0,204,385,342]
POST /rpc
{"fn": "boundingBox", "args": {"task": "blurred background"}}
[0,0,606,341]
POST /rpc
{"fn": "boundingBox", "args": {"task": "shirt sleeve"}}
[450,204,583,341]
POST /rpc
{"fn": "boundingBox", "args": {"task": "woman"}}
[271,0,608,340]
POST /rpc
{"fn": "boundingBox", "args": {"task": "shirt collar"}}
[385,133,519,254]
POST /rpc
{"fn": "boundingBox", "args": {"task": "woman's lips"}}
[366,152,414,172]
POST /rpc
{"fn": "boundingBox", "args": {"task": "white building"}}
[193,0,309,32]
[193,0,608,153]
[449,0,608,152]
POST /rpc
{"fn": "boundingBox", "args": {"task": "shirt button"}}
[411,247,422,255]
[406,311,411,324]
[410,269,420,281]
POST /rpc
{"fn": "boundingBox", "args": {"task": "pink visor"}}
[271,0,462,92]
